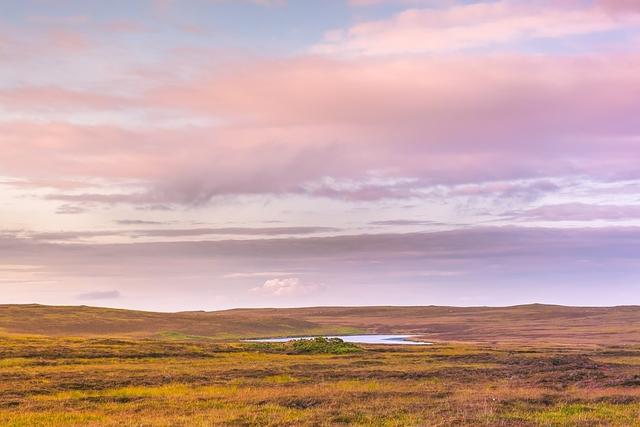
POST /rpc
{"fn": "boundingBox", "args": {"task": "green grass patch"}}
[290,337,361,354]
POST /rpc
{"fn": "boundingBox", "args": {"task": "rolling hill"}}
[1,303,639,344]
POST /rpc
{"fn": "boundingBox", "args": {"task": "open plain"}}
[0,304,639,426]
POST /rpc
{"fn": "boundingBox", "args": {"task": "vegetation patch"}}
[289,337,362,354]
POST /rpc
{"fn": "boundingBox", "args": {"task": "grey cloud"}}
[55,204,86,215]
[444,180,560,202]
[27,226,341,241]
[2,226,640,308]
[45,193,152,204]
[131,226,340,237]
[508,203,640,222]
[370,219,444,226]
[115,219,166,225]
[5,226,639,262]
[77,290,122,300]
[29,231,120,241]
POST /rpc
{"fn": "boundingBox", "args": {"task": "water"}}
[246,334,431,345]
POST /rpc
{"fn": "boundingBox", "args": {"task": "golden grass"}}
[1,335,640,426]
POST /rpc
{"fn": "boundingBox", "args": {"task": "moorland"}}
[0,304,639,426]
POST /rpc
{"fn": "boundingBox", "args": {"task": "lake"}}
[246,334,431,345]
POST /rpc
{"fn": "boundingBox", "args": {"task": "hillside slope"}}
[1,304,639,344]
[223,304,640,345]
[0,304,357,340]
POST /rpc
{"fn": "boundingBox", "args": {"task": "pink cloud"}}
[316,0,640,55]
[27,15,89,25]
[0,87,134,111]
[350,0,640,12]
[2,49,640,204]
[46,29,91,52]
[348,0,451,6]
[153,0,285,12]
[3,0,640,208]
[596,0,640,13]
[104,20,147,33]
[0,179,89,190]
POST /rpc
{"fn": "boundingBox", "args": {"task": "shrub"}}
[290,337,361,354]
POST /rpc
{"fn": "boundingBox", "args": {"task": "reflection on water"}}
[246,334,431,345]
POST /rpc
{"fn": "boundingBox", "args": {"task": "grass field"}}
[1,335,640,426]
[1,304,639,426]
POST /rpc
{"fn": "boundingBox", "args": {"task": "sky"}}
[1,0,640,311]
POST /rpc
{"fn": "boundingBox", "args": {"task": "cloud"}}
[45,29,91,52]
[251,277,322,296]
[303,178,425,201]
[2,0,640,309]
[29,231,119,241]
[0,86,135,111]
[223,271,296,278]
[315,0,640,55]
[509,203,640,221]
[348,0,458,7]
[115,219,166,225]
[597,0,640,13]
[26,15,90,25]
[26,226,340,241]
[55,204,86,215]
[350,0,640,12]
[370,219,443,226]
[153,0,285,13]
[1,0,640,214]
[2,226,640,307]
[4,226,640,267]
[444,180,560,201]
[0,179,89,190]
[130,226,340,237]
[3,49,640,207]
[76,290,121,300]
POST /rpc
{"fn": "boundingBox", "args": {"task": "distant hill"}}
[0,304,355,340]
[1,303,639,345]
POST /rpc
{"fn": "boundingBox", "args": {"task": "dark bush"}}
[290,337,361,354]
